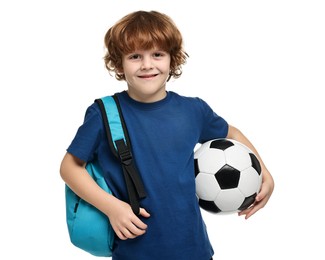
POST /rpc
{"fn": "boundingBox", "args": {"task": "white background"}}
[1,0,324,259]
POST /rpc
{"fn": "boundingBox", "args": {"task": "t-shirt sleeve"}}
[66,104,103,162]
[197,98,228,143]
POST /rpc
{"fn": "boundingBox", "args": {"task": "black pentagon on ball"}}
[249,153,262,175]
[238,193,257,211]
[210,139,234,150]
[199,199,222,213]
[194,158,199,177]
[215,164,240,189]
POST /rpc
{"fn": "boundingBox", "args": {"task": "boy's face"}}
[121,49,171,103]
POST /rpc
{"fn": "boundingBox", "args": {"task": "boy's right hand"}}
[107,197,150,240]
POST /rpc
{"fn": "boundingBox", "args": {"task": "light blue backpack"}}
[65,94,147,257]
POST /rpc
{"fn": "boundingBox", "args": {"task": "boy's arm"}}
[226,125,275,219]
[60,152,150,239]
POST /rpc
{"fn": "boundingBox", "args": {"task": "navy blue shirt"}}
[67,91,228,260]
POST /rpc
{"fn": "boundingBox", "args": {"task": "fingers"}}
[115,208,150,240]
[238,203,260,219]
[116,221,147,240]
[118,223,147,240]
[238,192,268,219]
[139,207,151,218]
[238,176,274,219]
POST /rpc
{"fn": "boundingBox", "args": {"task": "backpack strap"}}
[95,94,146,215]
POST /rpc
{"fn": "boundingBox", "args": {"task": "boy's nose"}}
[140,57,153,70]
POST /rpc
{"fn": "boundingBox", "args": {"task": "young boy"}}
[60,10,274,260]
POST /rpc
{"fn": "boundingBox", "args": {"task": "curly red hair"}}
[104,10,188,81]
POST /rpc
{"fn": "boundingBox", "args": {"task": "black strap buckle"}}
[115,139,132,165]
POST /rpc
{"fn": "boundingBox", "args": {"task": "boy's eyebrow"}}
[123,49,166,55]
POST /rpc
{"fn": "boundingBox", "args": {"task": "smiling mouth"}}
[138,74,158,79]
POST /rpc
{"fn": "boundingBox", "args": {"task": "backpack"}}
[65,94,147,257]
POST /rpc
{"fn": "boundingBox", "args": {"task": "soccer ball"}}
[194,138,262,213]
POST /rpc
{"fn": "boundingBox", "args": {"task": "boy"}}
[60,10,274,260]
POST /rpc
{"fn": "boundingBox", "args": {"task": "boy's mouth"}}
[138,74,158,79]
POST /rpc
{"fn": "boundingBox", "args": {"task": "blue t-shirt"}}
[67,91,228,260]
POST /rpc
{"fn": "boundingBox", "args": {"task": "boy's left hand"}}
[238,169,274,219]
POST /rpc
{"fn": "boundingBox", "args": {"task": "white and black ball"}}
[194,138,262,213]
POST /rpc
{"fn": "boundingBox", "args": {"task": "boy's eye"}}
[129,54,140,60]
[153,52,164,57]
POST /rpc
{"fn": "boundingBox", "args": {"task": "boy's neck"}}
[126,89,167,103]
